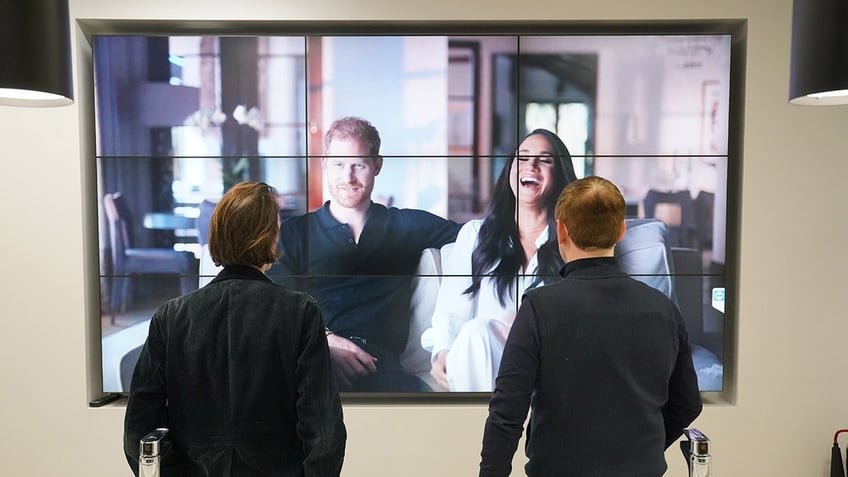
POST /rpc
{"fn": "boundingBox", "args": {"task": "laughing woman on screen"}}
[428,129,577,391]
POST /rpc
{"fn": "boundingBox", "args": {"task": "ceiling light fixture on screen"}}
[789,0,848,106]
[0,0,74,107]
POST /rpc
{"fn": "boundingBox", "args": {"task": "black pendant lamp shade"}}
[789,0,848,105]
[0,0,74,107]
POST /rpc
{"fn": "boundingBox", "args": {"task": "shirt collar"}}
[209,265,273,285]
[315,200,386,230]
[558,256,623,279]
[534,227,550,248]
[315,201,347,230]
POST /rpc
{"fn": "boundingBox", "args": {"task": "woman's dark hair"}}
[209,181,281,268]
[464,129,577,305]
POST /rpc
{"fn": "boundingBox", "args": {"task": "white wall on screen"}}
[320,36,449,216]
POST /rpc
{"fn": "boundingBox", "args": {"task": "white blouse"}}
[428,219,549,357]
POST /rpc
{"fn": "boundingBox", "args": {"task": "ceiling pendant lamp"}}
[0,0,74,107]
[789,0,848,105]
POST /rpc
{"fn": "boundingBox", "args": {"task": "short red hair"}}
[555,176,625,250]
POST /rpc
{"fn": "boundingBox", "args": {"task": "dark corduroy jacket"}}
[124,266,346,476]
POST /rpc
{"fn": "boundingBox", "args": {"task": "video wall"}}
[94,23,741,396]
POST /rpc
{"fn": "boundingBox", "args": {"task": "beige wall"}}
[2,0,847,475]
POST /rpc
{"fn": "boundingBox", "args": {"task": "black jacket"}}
[124,266,346,476]
[480,257,702,477]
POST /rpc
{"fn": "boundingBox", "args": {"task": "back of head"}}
[555,176,625,250]
[208,181,280,268]
[324,116,381,157]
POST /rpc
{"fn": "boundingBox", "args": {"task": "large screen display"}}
[94,24,740,396]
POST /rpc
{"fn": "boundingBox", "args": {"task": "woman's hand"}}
[326,334,378,390]
[430,349,451,391]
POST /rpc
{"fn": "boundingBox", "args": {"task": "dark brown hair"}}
[464,129,576,305]
[209,181,280,268]
[555,176,625,250]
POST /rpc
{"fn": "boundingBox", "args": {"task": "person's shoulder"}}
[523,281,558,301]
[279,212,318,248]
[151,294,182,317]
[523,273,591,303]
[159,285,206,309]
[281,210,314,230]
[461,218,484,231]
[625,274,670,296]
[621,275,680,311]
[149,287,209,324]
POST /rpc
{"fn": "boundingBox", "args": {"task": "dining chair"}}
[103,192,198,322]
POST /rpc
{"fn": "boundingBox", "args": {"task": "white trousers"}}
[445,316,511,392]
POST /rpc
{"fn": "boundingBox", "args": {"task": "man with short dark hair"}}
[270,116,460,392]
[479,176,702,477]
